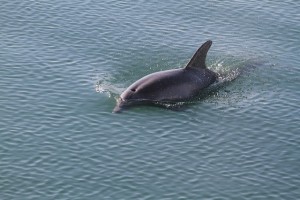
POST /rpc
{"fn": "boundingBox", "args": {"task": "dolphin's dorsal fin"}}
[185,40,212,69]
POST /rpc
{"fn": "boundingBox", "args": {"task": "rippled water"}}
[1,0,299,199]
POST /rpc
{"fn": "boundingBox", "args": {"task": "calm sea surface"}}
[1,0,299,199]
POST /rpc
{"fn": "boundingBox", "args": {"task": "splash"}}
[94,72,121,99]
[95,80,112,97]
[210,56,246,83]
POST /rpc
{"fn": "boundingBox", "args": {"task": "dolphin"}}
[113,40,218,113]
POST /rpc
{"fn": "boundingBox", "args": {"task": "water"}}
[1,0,299,199]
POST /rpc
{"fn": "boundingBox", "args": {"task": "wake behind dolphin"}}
[113,40,218,113]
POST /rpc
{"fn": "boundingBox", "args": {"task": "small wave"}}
[210,54,262,84]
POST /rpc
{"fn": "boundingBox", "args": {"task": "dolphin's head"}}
[113,98,127,113]
[113,86,142,113]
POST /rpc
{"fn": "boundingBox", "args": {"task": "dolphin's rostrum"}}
[113,40,217,113]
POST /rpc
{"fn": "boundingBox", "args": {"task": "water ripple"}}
[1,0,300,199]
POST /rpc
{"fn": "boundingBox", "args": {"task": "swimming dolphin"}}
[113,40,217,113]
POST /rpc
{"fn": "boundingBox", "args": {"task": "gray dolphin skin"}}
[113,40,217,113]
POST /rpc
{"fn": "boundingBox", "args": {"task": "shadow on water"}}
[95,55,264,112]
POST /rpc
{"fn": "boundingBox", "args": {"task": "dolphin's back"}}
[122,68,212,102]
